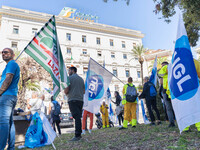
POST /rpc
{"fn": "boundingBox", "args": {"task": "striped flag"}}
[24,16,69,98]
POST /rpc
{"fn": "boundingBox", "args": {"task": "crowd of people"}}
[2,48,200,149]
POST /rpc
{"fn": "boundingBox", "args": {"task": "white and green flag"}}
[24,16,69,98]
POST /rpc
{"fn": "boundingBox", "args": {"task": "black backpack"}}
[126,84,138,102]
[52,101,61,116]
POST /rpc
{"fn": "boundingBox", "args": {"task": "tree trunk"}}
[141,63,144,85]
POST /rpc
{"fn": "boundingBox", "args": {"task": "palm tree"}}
[148,57,169,73]
[132,45,146,84]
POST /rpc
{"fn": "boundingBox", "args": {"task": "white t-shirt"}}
[29,98,43,114]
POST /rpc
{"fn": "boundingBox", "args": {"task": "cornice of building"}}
[144,49,172,61]
[0,6,144,39]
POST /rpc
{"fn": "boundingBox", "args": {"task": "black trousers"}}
[118,112,124,126]
[52,120,61,135]
[68,100,83,137]
[146,98,160,122]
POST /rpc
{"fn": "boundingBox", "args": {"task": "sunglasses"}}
[2,51,10,54]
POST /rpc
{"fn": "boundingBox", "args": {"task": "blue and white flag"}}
[149,56,157,86]
[140,99,150,124]
[106,88,112,110]
[83,58,113,114]
[168,15,200,132]
[24,112,56,149]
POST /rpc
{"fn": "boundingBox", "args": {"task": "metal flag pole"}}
[91,57,125,85]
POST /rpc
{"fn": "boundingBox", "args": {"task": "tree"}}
[148,56,169,73]
[15,54,51,110]
[153,0,200,47]
[103,0,130,5]
[132,45,146,84]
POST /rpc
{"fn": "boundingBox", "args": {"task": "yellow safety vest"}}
[158,65,168,90]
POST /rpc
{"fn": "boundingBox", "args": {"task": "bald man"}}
[0,48,20,149]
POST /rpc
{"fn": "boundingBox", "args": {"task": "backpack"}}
[125,84,137,102]
[52,101,61,116]
[148,82,157,97]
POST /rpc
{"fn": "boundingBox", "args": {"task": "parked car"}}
[60,113,74,128]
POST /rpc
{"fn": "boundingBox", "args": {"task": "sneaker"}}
[150,122,156,126]
[157,121,162,125]
[119,127,127,130]
[118,125,122,128]
[69,136,82,142]
[132,126,136,128]
[88,129,92,134]
[168,123,175,128]
[82,130,85,135]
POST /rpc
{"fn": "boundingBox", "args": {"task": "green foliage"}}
[132,45,146,59]
[153,0,200,47]
[103,0,130,5]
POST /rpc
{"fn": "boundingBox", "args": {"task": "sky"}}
[0,0,199,51]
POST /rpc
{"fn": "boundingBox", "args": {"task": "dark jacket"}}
[139,81,156,101]
[112,94,122,106]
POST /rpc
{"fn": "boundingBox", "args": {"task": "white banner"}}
[168,15,200,132]
[83,58,113,114]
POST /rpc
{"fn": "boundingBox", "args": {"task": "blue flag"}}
[168,15,200,132]
[149,56,157,86]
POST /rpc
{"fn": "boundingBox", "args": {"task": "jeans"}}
[68,100,83,137]
[163,90,175,124]
[117,113,123,126]
[0,95,17,150]
[52,120,61,135]
[146,98,160,122]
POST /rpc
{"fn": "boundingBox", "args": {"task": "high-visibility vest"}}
[158,65,168,90]
[122,83,137,104]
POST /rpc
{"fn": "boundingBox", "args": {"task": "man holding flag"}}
[64,66,85,141]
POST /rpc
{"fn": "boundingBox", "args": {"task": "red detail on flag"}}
[33,37,59,66]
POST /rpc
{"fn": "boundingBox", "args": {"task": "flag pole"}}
[15,49,26,61]
[91,57,125,85]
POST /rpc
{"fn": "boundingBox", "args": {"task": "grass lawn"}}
[16,122,200,150]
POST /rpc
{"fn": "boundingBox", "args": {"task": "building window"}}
[32,28,37,34]
[125,70,130,77]
[122,41,126,48]
[13,26,19,34]
[11,42,18,48]
[115,85,119,91]
[67,47,71,54]
[97,51,102,57]
[96,37,101,45]
[82,35,86,43]
[113,69,118,77]
[123,54,127,59]
[111,52,115,58]
[67,33,71,41]
[82,49,87,55]
[137,71,141,78]
[83,68,88,75]
[133,42,136,48]
[110,39,114,46]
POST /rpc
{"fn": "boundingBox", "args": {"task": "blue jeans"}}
[0,95,17,150]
